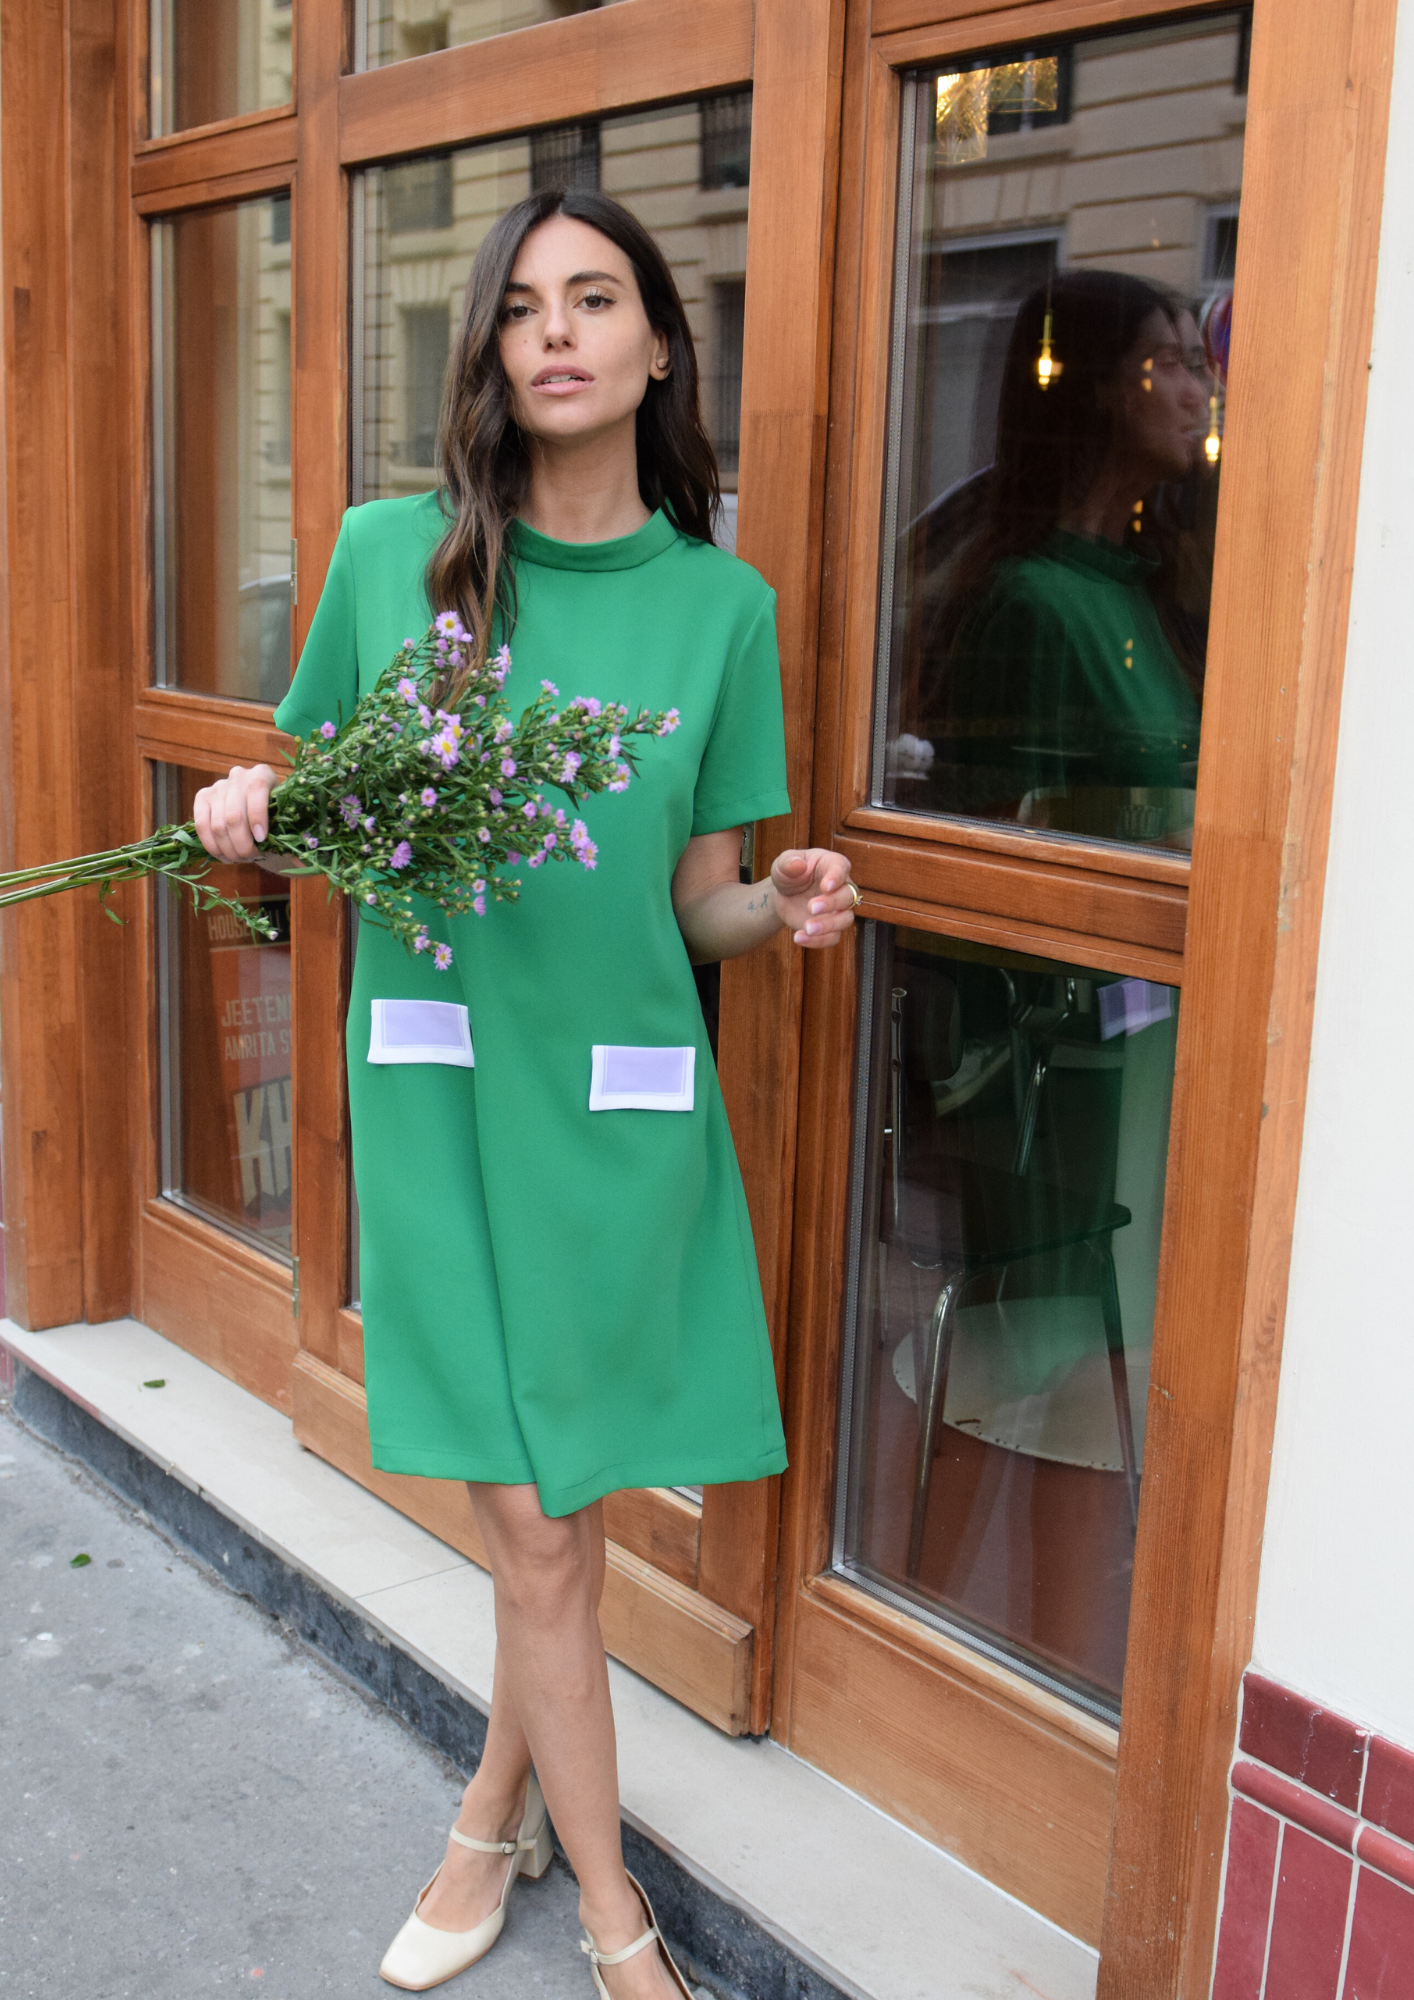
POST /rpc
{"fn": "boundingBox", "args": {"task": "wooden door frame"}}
[767,0,1399,1980]
[0,0,136,1334]
[6,0,836,1744]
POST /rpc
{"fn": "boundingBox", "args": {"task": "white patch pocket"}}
[589,1044,696,1112]
[368,998,474,1068]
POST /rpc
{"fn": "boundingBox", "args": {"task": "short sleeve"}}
[690,590,792,835]
[273,513,358,740]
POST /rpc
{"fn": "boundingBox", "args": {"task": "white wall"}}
[1249,0,1414,1746]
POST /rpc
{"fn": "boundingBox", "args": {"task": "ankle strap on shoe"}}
[581,1924,660,1969]
[448,1826,519,1856]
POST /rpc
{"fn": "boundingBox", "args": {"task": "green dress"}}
[274,496,791,1516]
[936,529,1200,832]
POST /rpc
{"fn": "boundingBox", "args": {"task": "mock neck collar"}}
[508,509,679,572]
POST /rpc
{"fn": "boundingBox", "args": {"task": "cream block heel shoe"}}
[379,1771,554,1991]
[581,1872,693,1998]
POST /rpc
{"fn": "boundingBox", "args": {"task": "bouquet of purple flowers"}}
[0,612,679,970]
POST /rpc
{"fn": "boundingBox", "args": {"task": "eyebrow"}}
[503,269,626,294]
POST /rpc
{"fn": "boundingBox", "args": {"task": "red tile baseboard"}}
[1241,1673,1368,1810]
[1212,1672,1414,1999]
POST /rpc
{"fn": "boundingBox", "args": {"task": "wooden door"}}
[101,0,841,1743]
[764,0,1399,1982]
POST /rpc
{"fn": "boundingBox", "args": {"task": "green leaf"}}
[70,1553,91,1568]
[142,1378,166,1389]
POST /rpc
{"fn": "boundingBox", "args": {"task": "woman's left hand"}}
[770,848,860,949]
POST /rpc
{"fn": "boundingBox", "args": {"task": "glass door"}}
[133,0,305,1408]
[776,1,1248,1940]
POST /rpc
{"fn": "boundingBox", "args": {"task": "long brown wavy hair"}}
[426,186,721,666]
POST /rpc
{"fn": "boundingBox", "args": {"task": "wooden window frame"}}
[762,0,1400,1984]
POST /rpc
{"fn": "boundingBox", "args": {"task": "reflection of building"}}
[919,16,1245,502]
[152,0,293,136]
[153,190,292,703]
[353,96,752,547]
[935,19,1245,286]
[360,0,611,69]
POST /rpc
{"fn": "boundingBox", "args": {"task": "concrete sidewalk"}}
[0,1405,701,1999]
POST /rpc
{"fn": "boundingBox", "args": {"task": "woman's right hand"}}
[193,764,279,862]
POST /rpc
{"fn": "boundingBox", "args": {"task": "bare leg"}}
[467,1482,680,1999]
[417,1499,606,1933]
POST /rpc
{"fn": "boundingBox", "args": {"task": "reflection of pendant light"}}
[1204,390,1222,466]
[1131,499,1143,534]
[1036,306,1062,388]
[1035,272,1063,390]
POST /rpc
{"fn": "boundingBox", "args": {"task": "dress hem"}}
[369,1439,789,1518]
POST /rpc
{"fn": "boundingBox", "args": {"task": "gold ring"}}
[847,881,863,909]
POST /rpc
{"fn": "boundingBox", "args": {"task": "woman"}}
[917,268,1210,840]
[194,188,856,1997]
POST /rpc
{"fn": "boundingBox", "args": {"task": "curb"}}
[11,1362,848,2000]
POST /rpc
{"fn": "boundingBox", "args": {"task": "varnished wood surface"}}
[131,115,297,202]
[337,0,754,167]
[290,0,355,1376]
[292,1353,754,1735]
[134,694,290,771]
[1099,0,1401,1992]
[812,1574,1118,1757]
[141,1200,297,1413]
[836,829,1188,958]
[133,165,296,219]
[827,43,902,826]
[713,0,848,1734]
[0,0,135,1330]
[870,0,1207,44]
[601,1543,754,1737]
[768,0,879,1755]
[853,891,1184,986]
[335,1305,365,1383]
[845,803,1191,883]
[790,1582,1116,1940]
[602,1486,702,1593]
[70,0,137,1321]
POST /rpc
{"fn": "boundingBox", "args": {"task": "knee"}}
[473,1489,591,1621]
[497,1521,589,1622]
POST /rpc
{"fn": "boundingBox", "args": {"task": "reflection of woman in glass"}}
[925,270,1211,841]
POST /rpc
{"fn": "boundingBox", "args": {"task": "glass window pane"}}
[355,0,630,69]
[352,96,750,547]
[876,14,1248,849]
[156,765,294,1261]
[150,0,293,137]
[152,195,292,703]
[835,924,1178,1719]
